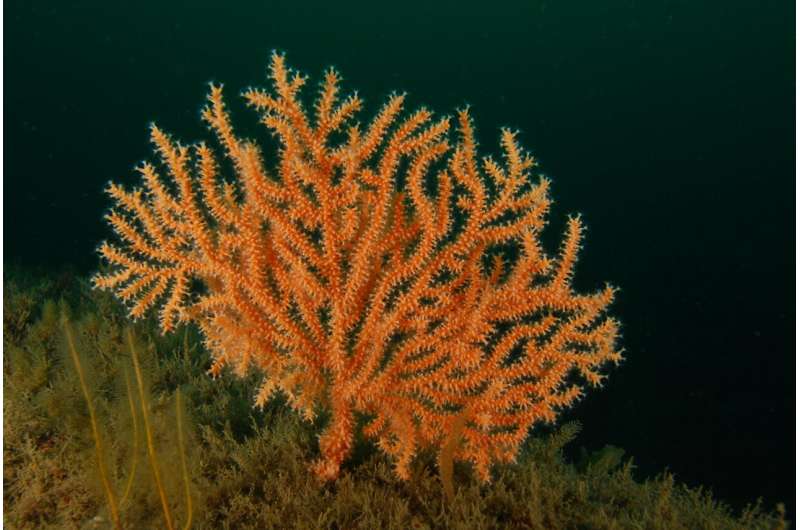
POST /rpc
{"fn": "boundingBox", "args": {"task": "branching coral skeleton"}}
[94,52,622,483]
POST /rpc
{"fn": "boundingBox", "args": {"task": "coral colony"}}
[94,53,622,484]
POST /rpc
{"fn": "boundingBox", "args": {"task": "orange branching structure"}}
[94,53,622,482]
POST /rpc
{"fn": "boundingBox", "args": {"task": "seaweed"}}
[3,271,789,529]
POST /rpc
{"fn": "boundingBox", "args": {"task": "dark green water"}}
[6,0,794,519]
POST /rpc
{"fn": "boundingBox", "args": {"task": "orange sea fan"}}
[94,52,622,483]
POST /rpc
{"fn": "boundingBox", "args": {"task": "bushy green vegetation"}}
[3,269,789,529]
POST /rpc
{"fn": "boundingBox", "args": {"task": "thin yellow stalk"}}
[176,389,193,530]
[127,328,175,530]
[119,369,139,506]
[62,317,121,530]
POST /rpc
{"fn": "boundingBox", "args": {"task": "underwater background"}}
[5,0,794,523]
